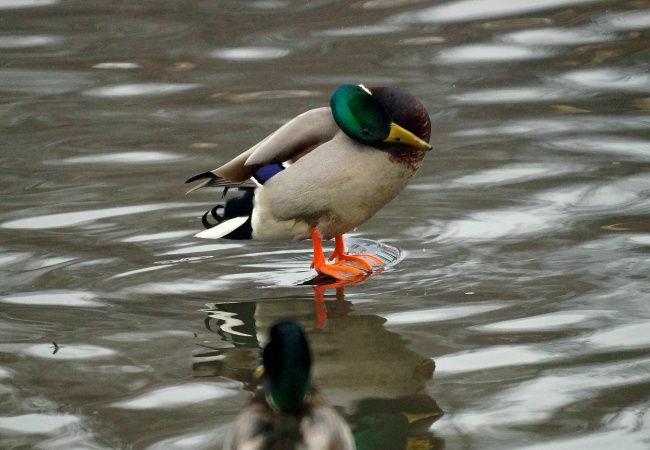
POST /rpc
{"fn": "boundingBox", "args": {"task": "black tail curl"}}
[200,188,255,240]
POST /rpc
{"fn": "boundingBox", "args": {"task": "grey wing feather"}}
[245,107,338,166]
[185,107,338,193]
[184,171,255,194]
[185,147,258,195]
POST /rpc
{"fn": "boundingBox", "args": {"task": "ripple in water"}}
[501,26,619,46]
[160,243,244,255]
[0,35,63,48]
[450,86,572,104]
[473,311,606,332]
[23,344,117,360]
[1,203,186,230]
[433,358,650,433]
[0,0,58,9]
[0,414,80,434]
[83,83,201,97]
[121,278,232,295]
[433,206,562,242]
[390,0,601,24]
[103,330,195,342]
[212,90,320,102]
[0,69,93,94]
[454,116,650,137]
[434,345,557,375]
[314,24,406,37]
[110,382,240,409]
[382,303,508,325]
[122,231,196,243]
[596,9,650,31]
[544,137,650,161]
[585,322,650,350]
[93,62,141,69]
[449,163,587,187]
[0,366,13,380]
[560,68,650,93]
[209,47,291,61]
[436,44,552,64]
[52,151,187,165]
[1,290,104,307]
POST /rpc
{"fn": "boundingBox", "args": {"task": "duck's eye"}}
[362,128,370,136]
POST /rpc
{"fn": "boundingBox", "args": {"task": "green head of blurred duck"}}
[186,84,432,280]
[263,320,312,413]
[223,321,355,449]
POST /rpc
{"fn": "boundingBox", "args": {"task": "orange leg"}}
[312,285,348,329]
[310,228,367,280]
[328,235,384,271]
[313,285,328,329]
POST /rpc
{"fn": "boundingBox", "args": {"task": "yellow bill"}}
[253,365,265,379]
[385,122,432,151]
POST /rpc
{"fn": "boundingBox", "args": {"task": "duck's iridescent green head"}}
[263,321,312,413]
[330,84,432,151]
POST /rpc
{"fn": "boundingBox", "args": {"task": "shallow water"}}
[1,0,649,449]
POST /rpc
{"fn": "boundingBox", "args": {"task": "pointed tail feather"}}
[185,172,216,194]
[185,171,256,194]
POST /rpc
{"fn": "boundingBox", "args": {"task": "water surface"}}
[1,0,649,449]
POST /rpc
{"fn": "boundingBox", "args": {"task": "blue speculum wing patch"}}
[253,163,284,185]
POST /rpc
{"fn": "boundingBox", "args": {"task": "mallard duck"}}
[186,84,431,279]
[223,320,355,450]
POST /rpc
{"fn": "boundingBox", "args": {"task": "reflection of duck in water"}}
[223,320,355,450]
[307,302,443,449]
[198,296,443,449]
[185,84,431,280]
[350,397,443,450]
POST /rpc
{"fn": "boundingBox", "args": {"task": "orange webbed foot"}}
[330,252,384,271]
[328,235,384,272]
[311,229,373,280]
[314,261,367,280]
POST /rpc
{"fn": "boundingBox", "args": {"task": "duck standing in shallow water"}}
[223,320,355,450]
[186,84,432,280]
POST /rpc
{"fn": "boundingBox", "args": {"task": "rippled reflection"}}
[198,292,442,448]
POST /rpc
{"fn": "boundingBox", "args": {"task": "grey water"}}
[1,0,649,449]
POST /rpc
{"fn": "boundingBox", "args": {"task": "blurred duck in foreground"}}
[186,84,431,280]
[224,320,355,450]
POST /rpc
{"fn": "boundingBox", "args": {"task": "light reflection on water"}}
[1,0,649,449]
